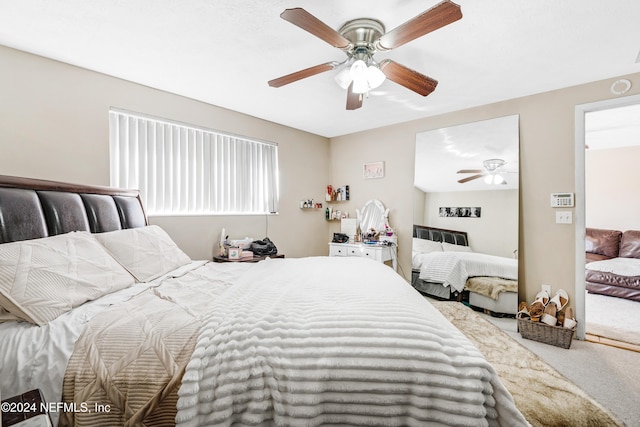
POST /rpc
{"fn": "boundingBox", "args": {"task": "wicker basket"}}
[517,318,576,349]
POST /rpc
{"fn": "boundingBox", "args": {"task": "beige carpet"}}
[431,301,625,427]
[586,291,640,346]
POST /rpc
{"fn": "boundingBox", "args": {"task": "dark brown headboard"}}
[0,175,147,244]
[413,224,468,246]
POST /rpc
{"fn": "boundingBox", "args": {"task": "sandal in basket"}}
[550,289,569,311]
[563,306,577,329]
[533,290,550,306]
[529,301,545,322]
[541,302,558,326]
[516,301,531,319]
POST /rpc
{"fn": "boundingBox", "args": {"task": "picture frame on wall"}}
[363,161,385,179]
[439,207,481,218]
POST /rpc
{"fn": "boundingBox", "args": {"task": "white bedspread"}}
[0,260,246,427]
[586,257,640,276]
[176,256,527,427]
[417,252,518,293]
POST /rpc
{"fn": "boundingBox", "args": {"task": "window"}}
[109,109,279,215]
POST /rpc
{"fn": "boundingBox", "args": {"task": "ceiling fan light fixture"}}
[350,60,369,94]
[334,66,352,89]
[366,64,386,89]
[345,58,386,94]
[484,173,505,185]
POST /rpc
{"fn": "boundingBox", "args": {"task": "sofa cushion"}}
[619,230,640,259]
[586,252,611,263]
[585,228,622,259]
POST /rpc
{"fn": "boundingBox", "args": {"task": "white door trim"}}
[574,93,640,340]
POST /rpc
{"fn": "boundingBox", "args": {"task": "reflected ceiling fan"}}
[267,1,462,110]
[457,159,515,185]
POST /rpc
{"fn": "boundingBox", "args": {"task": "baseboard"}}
[585,333,640,353]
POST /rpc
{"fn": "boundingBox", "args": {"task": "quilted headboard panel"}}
[413,224,468,246]
[0,175,147,244]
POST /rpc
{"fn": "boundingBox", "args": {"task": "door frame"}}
[574,92,640,340]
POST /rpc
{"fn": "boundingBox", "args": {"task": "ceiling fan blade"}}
[458,174,484,184]
[376,0,462,51]
[280,8,352,50]
[379,60,438,96]
[346,82,363,110]
[268,62,338,88]
[457,169,483,174]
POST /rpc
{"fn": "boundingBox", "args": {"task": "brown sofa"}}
[585,227,640,301]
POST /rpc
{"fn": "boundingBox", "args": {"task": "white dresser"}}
[328,242,397,271]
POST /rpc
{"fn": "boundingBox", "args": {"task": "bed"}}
[585,227,640,302]
[0,175,527,426]
[412,225,518,316]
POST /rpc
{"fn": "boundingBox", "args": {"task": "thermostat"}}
[550,193,574,208]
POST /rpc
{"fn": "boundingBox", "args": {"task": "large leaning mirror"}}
[412,115,520,315]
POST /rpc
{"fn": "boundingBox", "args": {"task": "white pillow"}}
[94,225,191,282]
[442,241,473,252]
[412,238,443,254]
[0,231,135,325]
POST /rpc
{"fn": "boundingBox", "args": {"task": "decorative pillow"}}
[0,231,135,325]
[412,238,443,254]
[94,225,191,282]
[442,241,473,252]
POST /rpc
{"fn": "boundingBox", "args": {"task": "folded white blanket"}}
[176,256,527,426]
[418,252,518,293]
[586,257,640,277]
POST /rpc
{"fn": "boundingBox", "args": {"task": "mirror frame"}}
[358,199,389,234]
[413,114,519,258]
[412,115,520,310]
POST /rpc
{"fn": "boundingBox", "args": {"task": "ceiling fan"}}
[267,1,462,110]
[457,159,515,185]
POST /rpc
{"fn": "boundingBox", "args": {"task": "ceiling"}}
[586,103,640,150]
[415,115,519,193]
[1,1,639,138]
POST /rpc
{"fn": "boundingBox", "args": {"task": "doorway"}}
[575,92,640,344]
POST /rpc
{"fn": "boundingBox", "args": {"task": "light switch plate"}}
[556,211,572,224]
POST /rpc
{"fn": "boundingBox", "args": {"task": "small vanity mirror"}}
[357,199,389,233]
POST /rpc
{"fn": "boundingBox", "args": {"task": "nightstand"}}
[1,389,52,427]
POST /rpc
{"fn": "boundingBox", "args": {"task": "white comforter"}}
[417,252,518,293]
[0,260,247,427]
[176,256,527,427]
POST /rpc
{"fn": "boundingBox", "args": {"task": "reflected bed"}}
[412,224,518,315]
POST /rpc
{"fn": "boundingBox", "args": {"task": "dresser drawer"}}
[347,247,361,256]
[328,242,397,272]
[329,245,347,256]
[360,247,381,261]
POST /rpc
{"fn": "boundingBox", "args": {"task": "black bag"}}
[332,233,349,243]
[251,237,278,256]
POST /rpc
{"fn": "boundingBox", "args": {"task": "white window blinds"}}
[109,109,279,215]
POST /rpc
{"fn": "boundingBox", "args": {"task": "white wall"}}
[330,71,640,306]
[420,189,518,258]
[586,145,640,232]
[0,44,331,260]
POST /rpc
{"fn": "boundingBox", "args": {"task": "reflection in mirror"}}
[412,115,520,315]
[357,199,389,234]
[584,102,640,347]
